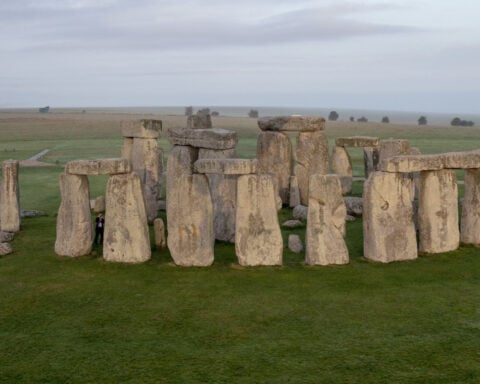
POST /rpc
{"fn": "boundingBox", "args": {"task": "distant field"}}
[1,111,480,383]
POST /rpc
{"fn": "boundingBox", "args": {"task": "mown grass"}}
[1,111,480,383]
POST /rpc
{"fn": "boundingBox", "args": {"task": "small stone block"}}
[121,119,162,139]
[168,128,238,149]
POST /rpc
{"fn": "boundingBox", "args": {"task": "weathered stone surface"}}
[187,112,212,129]
[295,131,329,205]
[256,131,292,204]
[0,231,14,242]
[93,196,105,213]
[363,172,417,263]
[418,170,459,253]
[21,210,46,218]
[0,242,12,256]
[66,158,131,175]
[292,205,308,220]
[121,137,134,160]
[335,136,379,148]
[235,174,283,266]
[194,158,257,175]
[461,169,480,245]
[167,174,214,266]
[153,218,167,250]
[288,234,304,253]
[306,174,348,265]
[289,176,301,208]
[166,145,198,202]
[55,173,92,257]
[131,138,163,223]
[168,128,237,150]
[0,160,20,233]
[344,197,363,217]
[258,116,325,132]
[198,148,237,243]
[103,172,151,263]
[282,219,304,228]
[121,119,162,139]
[331,146,352,195]
[364,147,380,178]
[345,215,356,222]
[442,150,480,169]
[378,139,411,165]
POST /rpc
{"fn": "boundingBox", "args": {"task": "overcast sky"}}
[1,0,479,113]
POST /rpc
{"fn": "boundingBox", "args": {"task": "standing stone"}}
[93,196,105,213]
[378,139,411,165]
[153,218,167,249]
[461,169,480,245]
[363,172,417,263]
[104,172,151,263]
[187,111,212,129]
[55,173,92,257]
[364,147,380,179]
[306,174,348,265]
[167,174,214,267]
[0,160,20,233]
[235,175,283,266]
[295,131,329,205]
[418,170,459,253]
[166,145,198,201]
[256,131,292,204]
[288,234,304,253]
[121,137,134,160]
[331,146,352,195]
[198,148,237,243]
[289,176,301,208]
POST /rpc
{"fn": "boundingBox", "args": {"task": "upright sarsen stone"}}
[363,172,417,263]
[0,160,20,232]
[331,146,352,195]
[55,173,92,257]
[103,172,151,263]
[235,174,283,266]
[461,169,480,245]
[306,174,348,265]
[166,145,198,201]
[167,174,214,267]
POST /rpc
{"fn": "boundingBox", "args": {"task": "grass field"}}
[0,111,480,383]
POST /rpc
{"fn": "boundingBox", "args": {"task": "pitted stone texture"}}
[235,175,283,266]
[344,197,363,217]
[166,145,198,202]
[295,131,329,205]
[378,139,411,165]
[256,131,292,204]
[306,174,348,265]
[167,174,214,267]
[93,196,105,213]
[0,160,20,233]
[0,242,12,256]
[198,148,237,243]
[461,169,480,245]
[153,218,167,250]
[293,205,308,220]
[121,119,162,139]
[289,176,301,208]
[335,136,379,148]
[364,147,380,178]
[103,172,151,263]
[55,173,92,257]
[0,231,14,242]
[121,137,134,160]
[363,172,417,263]
[194,158,257,175]
[288,234,304,253]
[187,112,212,129]
[418,170,459,254]
[66,158,131,175]
[331,146,352,195]
[131,138,163,223]
[258,116,325,132]
[168,128,237,149]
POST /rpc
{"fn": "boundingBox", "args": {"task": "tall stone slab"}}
[364,147,380,179]
[0,160,20,232]
[378,139,411,165]
[418,170,459,253]
[363,172,417,263]
[167,174,214,267]
[199,148,237,243]
[235,175,283,266]
[121,137,134,160]
[289,176,300,208]
[461,169,480,245]
[306,174,349,265]
[55,173,92,257]
[103,172,151,263]
[295,131,329,205]
[166,145,198,204]
[331,146,352,195]
[256,131,292,204]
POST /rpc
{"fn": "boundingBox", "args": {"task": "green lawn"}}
[1,112,480,383]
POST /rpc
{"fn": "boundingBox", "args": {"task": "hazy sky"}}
[1,0,479,113]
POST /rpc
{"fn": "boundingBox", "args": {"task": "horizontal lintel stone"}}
[121,119,162,139]
[194,159,257,175]
[335,136,379,148]
[66,158,132,175]
[258,116,325,132]
[168,128,237,149]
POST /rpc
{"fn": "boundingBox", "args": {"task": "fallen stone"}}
[66,158,131,175]
[343,197,363,217]
[168,128,237,149]
[0,160,21,233]
[153,218,167,250]
[121,119,162,139]
[258,116,325,132]
[0,231,14,242]
[345,215,356,222]
[282,219,304,228]
[335,136,379,148]
[461,169,480,245]
[0,242,12,256]
[288,234,304,253]
[194,158,257,175]
[20,210,46,218]
[292,205,308,220]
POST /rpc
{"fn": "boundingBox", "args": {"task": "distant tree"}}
[381,116,390,123]
[418,116,427,125]
[211,111,219,117]
[328,111,339,121]
[357,116,368,123]
[349,116,355,122]
[451,117,475,127]
[38,106,50,113]
[451,117,462,126]
[248,109,259,118]
[185,106,193,116]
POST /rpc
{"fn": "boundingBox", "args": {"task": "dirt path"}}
[20,149,53,167]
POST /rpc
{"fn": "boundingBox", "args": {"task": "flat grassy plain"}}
[1,110,480,383]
